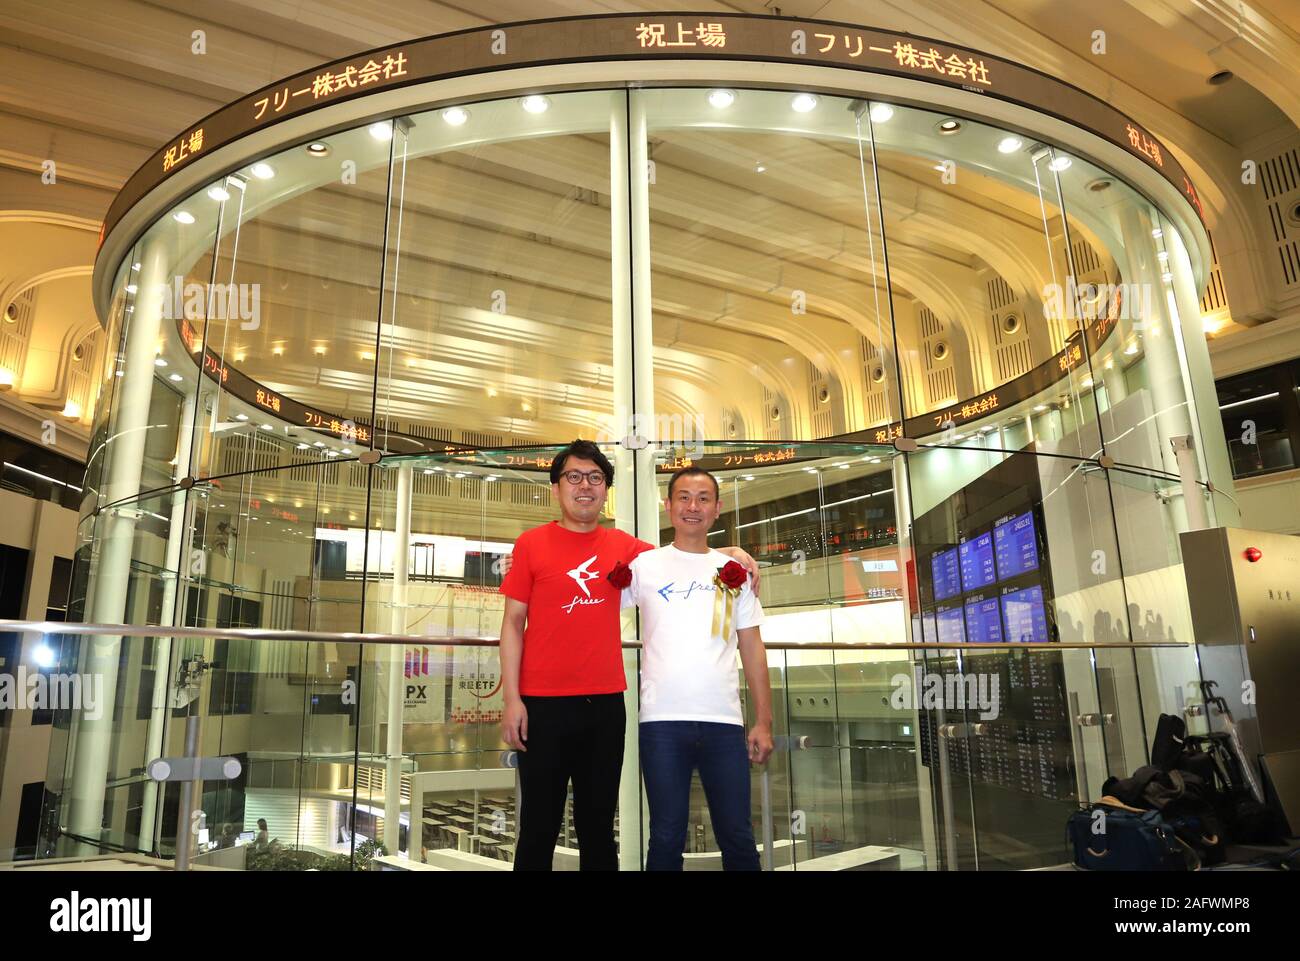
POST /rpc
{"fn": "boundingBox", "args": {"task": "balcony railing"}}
[1,619,1193,872]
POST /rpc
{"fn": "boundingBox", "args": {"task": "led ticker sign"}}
[162,128,205,174]
[636,21,728,48]
[847,296,1131,446]
[175,318,439,453]
[253,52,409,122]
[102,13,1208,250]
[1125,123,1163,168]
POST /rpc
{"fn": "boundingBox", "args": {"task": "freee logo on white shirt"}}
[562,554,606,614]
[655,580,715,602]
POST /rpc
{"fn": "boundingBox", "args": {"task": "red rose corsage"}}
[711,560,748,639]
[607,561,633,589]
[717,560,748,589]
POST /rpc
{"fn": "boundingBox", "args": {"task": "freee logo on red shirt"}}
[562,554,606,614]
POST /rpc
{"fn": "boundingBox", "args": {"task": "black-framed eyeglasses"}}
[560,470,607,487]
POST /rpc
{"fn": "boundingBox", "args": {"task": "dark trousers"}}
[514,693,625,871]
[639,721,760,871]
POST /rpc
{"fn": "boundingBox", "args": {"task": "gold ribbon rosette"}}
[710,562,747,640]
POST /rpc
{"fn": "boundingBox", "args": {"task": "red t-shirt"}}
[500,521,652,696]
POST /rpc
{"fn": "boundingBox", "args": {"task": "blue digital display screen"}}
[931,547,961,601]
[994,511,1039,578]
[1001,585,1049,643]
[959,531,997,592]
[964,596,1003,643]
[936,605,966,645]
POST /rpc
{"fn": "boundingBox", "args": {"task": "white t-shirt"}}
[622,545,764,726]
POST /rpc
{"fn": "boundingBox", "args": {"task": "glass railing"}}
[3,619,1189,871]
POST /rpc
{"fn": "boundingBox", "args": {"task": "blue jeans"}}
[639,721,760,871]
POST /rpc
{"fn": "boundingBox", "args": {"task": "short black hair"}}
[667,465,719,500]
[550,439,615,487]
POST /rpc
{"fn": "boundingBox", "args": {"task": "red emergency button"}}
[1244,547,1262,563]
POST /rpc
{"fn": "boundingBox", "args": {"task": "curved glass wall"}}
[45,84,1231,871]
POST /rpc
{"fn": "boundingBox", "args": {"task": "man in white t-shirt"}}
[620,466,773,871]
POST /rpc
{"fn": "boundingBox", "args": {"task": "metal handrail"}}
[0,619,1188,651]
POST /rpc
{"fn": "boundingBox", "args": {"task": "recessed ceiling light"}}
[1151,228,1163,239]
[869,103,893,123]
[520,95,550,114]
[207,185,230,202]
[708,89,735,108]
[791,93,819,113]
[368,122,393,141]
[154,357,167,367]
[125,284,138,294]
[261,423,274,431]
[1207,69,1233,85]
[235,413,248,421]
[131,263,141,271]
[1124,342,1139,355]
[250,162,275,179]
[997,136,1022,154]
[937,119,962,134]
[442,106,470,126]
[173,210,195,224]
[306,142,330,157]
[169,373,183,382]
[1048,155,1072,171]
[754,162,767,173]
[1033,404,1048,412]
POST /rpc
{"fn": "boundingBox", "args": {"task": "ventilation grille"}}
[67,330,100,421]
[460,430,504,448]
[987,275,1016,311]
[1071,236,1104,276]
[918,304,956,407]
[858,335,891,427]
[807,360,832,438]
[355,764,411,802]
[987,274,1033,383]
[1199,231,1229,313]
[919,304,944,339]
[761,385,786,441]
[219,431,292,475]
[0,286,36,386]
[1260,146,1300,288]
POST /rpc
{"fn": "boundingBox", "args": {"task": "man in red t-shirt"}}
[499,439,756,871]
